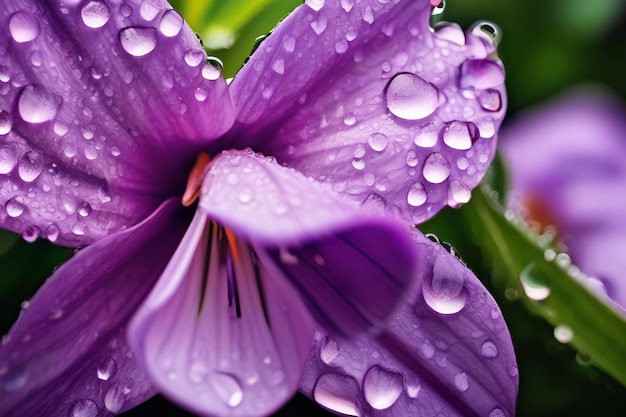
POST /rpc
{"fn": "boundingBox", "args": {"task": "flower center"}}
[182,152,212,207]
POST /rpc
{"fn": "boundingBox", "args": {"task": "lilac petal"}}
[199,148,419,335]
[0,199,190,416]
[300,232,518,417]
[228,1,506,224]
[128,211,317,417]
[501,86,626,310]
[0,0,233,246]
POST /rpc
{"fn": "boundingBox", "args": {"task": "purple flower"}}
[501,85,626,312]
[0,1,516,417]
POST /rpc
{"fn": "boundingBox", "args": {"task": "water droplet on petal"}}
[97,357,117,381]
[431,0,446,15]
[5,198,25,218]
[385,73,439,120]
[460,59,505,91]
[159,9,183,37]
[310,16,328,35]
[139,0,161,21]
[22,225,40,242]
[363,366,403,410]
[443,121,478,150]
[202,58,223,81]
[119,27,157,57]
[449,180,471,205]
[407,182,427,207]
[367,133,388,152]
[471,20,502,47]
[184,48,204,67]
[320,336,339,364]
[9,11,40,43]
[363,6,374,24]
[489,408,506,417]
[414,123,439,147]
[18,151,44,182]
[434,22,465,45]
[314,373,359,416]
[3,366,27,391]
[481,341,498,358]
[104,383,125,412]
[70,399,99,417]
[18,85,61,124]
[272,58,285,75]
[554,324,574,344]
[81,1,111,28]
[341,0,354,13]
[520,263,550,301]
[422,253,467,314]
[422,152,450,184]
[306,0,325,11]
[208,373,243,407]
[46,224,60,242]
[478,89,502,112]
[0,110,13,135]
[454,372,469,392]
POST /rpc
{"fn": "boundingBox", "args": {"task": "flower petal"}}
[300,231,518,417]
[0,0,233,246]
[128,210,317,417]
[0,199,189,417]
[199,148,419,335]
[228,0,506,224]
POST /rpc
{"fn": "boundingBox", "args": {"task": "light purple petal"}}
[227,0,506,224]
[0,0,233,246]
[199,148,419,336]
[128,210,317,417]
[300,231,518,417]
[501,86,626,310]
[0,199,189,417]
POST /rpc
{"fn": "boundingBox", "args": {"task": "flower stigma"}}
[182,152,212,207]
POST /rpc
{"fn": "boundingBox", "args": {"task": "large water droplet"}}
[422,253,467,314]
[454,372,469,392]
[363,366,403,410]
[385,73,439,120]
[306,0,325,11]
[414,123,439,147]
[97,357,117,381]
[433,21,465,45]
[460,59,505,91]
[5,198,25,218]
[443,121,477,150]
[159,9,184,37]
[422,152,450,184]
[9,11,40,43]
[0,146,18,174]
[119,27,157,57]
[478,89,502,112]
[481,341,498,358]
[519,262,550,301]
[407,182,427,207]
[320,336,339,365]
[554,324,574,344]
[208,373,243,407]
[18,85,61,124]
[0,110,12,135]
[471,20,502,47]
[367,133,388,152]
[449,180,471,205]
[81,1,111,28]
[184,48,204,67]
[104,383,124,413]
[18,151,44,182]
[70,399,99,417]
[313,373,359,416]
[3,366,27,391]
[489,408,506,417]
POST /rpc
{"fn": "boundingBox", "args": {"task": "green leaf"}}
[463,186,626,387]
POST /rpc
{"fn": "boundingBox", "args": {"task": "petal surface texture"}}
[228,0,506,224]
[300,232,518,417]
[0,0,233,246]
[501,86,626,310]
[199,148,419,335]
[0,199,189,417]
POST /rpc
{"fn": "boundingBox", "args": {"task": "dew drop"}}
[3,366,27,392]
[443,121,477,150]
[313,373,359,416]
[363,366,403,410]
[431,0,445,15]
[0,110,12,135]
[104,383,124,413]
[489,408,506,417]
[519,263,550,301]
[406,150,418,167]
[18,85,61,124]
[70,399,98,417]
[5,198,25,218]
[119,27,157,57]
[306,0,325,11]
[471,20,502,47]
[454,372,469,392]
[554,324,574,344]
[407,182,427,207]
[460,59,505,91]
[414,123,439,147]
[422,253,467,314]
[363,6,374,24]
[139,0,161,21]
[97,356,118,381]
[449,180,471,205]
[18,151,44,182]
[46,224,60,242]
[367,133,388,152]
[481,341,498,358]
[81,1,111,28]
[320,336,339,365]
[272,58,285,75]
[479,89,502,113]
[159,9,183,37]
[385,73,439,120]
[9,11,40,43]
[422,152,450,184]
[341,0,354,13]
[343,113,357,126]
[184,48,204,67]
[208,373,243,407]
[310,16,328,35]
[202,59,223,81]
[433,22,465,45]
[22,226,40,242]
[335,39,349,54]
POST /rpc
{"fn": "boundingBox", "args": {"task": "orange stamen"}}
[182,153,211,207]
[224,228,240,263]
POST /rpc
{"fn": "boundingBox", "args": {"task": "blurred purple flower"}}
[0,1,516,416]
[501,86,626,312]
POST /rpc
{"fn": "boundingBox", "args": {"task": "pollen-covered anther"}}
[182,152,212,207]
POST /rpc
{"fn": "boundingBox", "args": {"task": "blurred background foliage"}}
[2,0,626,416]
